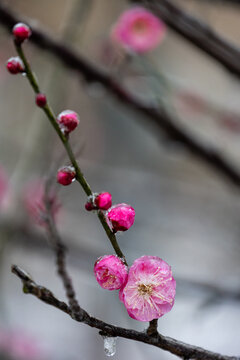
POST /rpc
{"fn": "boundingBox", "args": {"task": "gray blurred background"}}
[0,0,240,359]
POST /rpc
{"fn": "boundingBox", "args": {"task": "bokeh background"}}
[0,0,240,359]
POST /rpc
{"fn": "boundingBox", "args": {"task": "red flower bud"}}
[57,166,76,186]
[6,57,24,74]
[35,93,47,107]
[12,23,31,43]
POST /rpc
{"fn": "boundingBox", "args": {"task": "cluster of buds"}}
[85,192,112,212]
[6,23,31,75]
[85,194,135,233]
[7,23,80,137]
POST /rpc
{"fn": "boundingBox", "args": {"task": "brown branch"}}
[11,265,238,360]
[133,0,240,78]
[43,180,82,316]
[0,4,240,188]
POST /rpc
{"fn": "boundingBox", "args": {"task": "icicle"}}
[103,336,117,357]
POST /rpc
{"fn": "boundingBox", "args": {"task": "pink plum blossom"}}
[111,7,166,54]
[120,256,176,321]
[23,180,60,226]
[94,255,128,290]
[95,192,112,210]
[107,203,135,232]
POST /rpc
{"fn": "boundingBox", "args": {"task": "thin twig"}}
[43,179,82,316]
[1,4,240,188]
[11,265,239,360]
[13,40,127,265]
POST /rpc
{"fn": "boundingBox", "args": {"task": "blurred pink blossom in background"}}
[111,7,166,54]
[23,179,61,226]
[0,329,44,360]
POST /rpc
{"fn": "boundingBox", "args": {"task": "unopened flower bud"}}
[95,192,112,210]
[85,201,95,211]
[35,93,47,107]
[57,110,79,135]
[94,255,128,290]
[57,166,76,186]
[6,57,24,74]
[107,203,135,232]
[12,23,31,43]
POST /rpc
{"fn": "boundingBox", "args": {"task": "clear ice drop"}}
[103,336,117,357]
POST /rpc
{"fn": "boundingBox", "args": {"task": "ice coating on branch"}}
[120,256,176,321]
[94,255,128,290]
[6,57,24,74]
[107,203,135,232]
[111,7,166,54]
[57,110,79,135]
[12,23,31,43]
[57,166,76,186]
[103,336,117,357]
[95,192,112,210]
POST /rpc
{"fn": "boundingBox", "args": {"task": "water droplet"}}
[103,336,117,357]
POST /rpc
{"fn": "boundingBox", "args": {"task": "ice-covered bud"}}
[111,7,166,54]
[57,166,76,186]
[57,110,79,135]
[95,192,112,210]
[94,255,128,290]
[12,23,31,43]
[120,256,176,321]
[107,203,135,232]
[35,93,47,107]
[6,57,24,74]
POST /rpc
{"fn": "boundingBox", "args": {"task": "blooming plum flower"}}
[57,110,79,135]
[107,203,135,232]
[120,256,176,321]
[94,255,128,290]
[6,57,24,74]
[12,23,31,43]
[57,166,76,186]
[111,7,166,54]
[23,180,60,226]
[95,192,112,210]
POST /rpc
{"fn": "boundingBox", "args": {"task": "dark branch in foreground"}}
[1,4,240,188]
[133,0,240,78]
[12,265,238,360]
